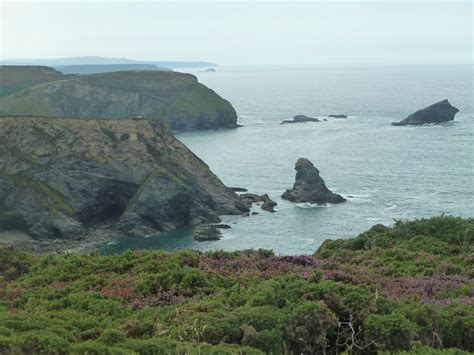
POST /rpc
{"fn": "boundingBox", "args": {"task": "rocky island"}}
[0,67,239,131]
[281,115,320,124]
[391,99,459,126]
[282,158,346,204]
[0,116,248,251]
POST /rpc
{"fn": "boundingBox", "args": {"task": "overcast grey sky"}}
[1,1,472,66]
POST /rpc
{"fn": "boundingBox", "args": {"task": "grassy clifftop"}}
[0,216,472,354]
[0,70,238,131]
[0,66,72,98]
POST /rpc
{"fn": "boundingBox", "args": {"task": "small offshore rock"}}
[214,224,231,229]
[391,99,459,126]
[231,187,248,192]
[240,193,277,212]
[328,114,347,118]
[260,194,277,212]
[281,115,320,124]
[282,158,346,204]
[193,225,222,241]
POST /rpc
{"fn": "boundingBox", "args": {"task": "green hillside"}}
[0,70,238,131]
[0,66,73,98]
[0,216,472,354]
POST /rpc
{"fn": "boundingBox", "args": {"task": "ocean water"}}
[102,64,474,255]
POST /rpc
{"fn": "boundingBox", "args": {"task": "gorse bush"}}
[0,216,472,354]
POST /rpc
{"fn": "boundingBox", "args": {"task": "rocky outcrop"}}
[241,193,277,213]
[282,158,346,204]
[281,115,320,124]
[328,114,347,118]
[0,116,248,244]
[193,224,230,241]
[391,100,459,126]
[0,70,239,131]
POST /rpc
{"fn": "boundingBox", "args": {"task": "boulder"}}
[282,158,346,204]
[281,115,320,124]
[391,99,459,126]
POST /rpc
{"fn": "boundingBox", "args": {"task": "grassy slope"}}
[0,66,71,98]
[0,216,472,354]
[0,71,235,127]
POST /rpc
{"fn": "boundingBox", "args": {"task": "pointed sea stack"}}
[391,99,459,126]
[282,158,346,204]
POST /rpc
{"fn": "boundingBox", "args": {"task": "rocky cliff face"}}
[0,116,247,242]
[391,99,459,126]
[0,70,238,131]
[282,158,346,204]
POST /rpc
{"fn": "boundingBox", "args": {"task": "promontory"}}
[0,116,248,250]
[0,67,239,131]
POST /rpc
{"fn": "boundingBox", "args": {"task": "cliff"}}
[0,116,247,243]
[0,70,238,131]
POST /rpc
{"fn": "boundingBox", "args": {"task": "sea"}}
[101,64,474,255]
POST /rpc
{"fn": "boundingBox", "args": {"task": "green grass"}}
[0,66,69,98]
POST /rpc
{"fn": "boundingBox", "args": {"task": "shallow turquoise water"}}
[102,65,474,255]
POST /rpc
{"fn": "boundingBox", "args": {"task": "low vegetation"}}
[0,66,71,98]
[0,216,472,354]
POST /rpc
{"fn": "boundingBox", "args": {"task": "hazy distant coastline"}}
[0,56,219,69]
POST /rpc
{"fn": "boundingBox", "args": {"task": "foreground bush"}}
[0,216,472,354]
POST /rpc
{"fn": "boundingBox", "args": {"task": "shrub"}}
[285,301,338,354]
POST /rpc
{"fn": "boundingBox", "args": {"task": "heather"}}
[0,216,472,354]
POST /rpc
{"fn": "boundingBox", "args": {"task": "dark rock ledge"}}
[281,115,320,124]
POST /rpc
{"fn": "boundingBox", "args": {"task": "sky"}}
[1,1,472,66]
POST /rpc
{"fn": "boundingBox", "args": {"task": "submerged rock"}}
[0,116,248,244]
[391,99,459,126]
[281,115,320,124]
[328,114,347,118]
[282,158,346,204]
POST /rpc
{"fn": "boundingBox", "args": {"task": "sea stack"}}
[282,158,346,204]
[391,99,459,126]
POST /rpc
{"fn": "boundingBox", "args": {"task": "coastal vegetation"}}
[0,69,238,131]
[0,66,72,98]
[0,216,472,354]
